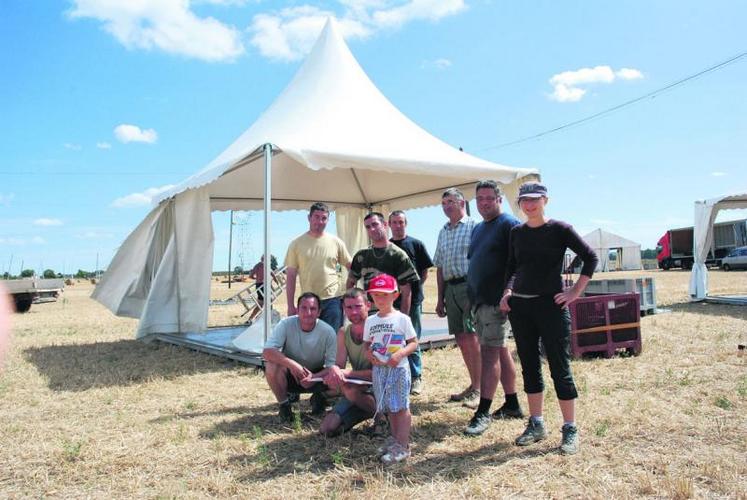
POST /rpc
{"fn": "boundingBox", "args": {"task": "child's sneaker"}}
[380,443,410,465]
[376,436,397,457]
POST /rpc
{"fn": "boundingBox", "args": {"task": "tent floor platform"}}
[154,315,453,366]
[703,294,747,305]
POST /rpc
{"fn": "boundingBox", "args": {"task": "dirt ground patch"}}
[1,270,746,498]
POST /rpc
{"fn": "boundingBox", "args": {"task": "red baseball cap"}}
[367,273,398,293]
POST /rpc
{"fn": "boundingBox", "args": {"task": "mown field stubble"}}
[2,269,746,498]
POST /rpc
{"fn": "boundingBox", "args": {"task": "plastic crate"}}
[584,277,656,315]
[568,293,642,359]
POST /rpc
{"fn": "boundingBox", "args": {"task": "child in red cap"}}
[363,273,418,464]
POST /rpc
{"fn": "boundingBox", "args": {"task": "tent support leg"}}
[263,143,273,344]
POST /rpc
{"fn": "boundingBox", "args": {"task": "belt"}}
[445,276,466,286]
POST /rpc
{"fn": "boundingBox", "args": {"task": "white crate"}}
[585,277,657,314]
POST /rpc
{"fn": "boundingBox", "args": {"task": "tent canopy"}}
[155,19,536,213]
[689,192,747,300]
[93,18,539,339]
[580,228,642,272]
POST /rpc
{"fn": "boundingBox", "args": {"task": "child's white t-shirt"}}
[363,311,416,368]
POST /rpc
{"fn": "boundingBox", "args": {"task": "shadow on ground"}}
[24,340,244,391]
[667,301,747,321]
[203,399,548,484]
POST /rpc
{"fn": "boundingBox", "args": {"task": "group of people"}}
[262,180,598,464]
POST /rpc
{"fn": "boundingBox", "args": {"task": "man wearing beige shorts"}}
[463,180,524,436]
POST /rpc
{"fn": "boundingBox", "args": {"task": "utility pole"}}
[227,210,234,289]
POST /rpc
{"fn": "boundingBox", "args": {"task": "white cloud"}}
[76,231,114,239]
[250,7,371,61]
[111,184,176,208]
[0,237,24,245]
[249,1,465,62]
[372,0,465,28]
[421,57,452,70]
[114,124,158,144]
[64,143,83,151]
[616,68,643,80]
[0,236,45,245]
[97,142,112,149]
[68,0,244,62]
[711,171,727,177]
[549,65,644,102]
[33,218,63,227]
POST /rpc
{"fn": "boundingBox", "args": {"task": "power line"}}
[0,171,188,176]
[479,51,747,152]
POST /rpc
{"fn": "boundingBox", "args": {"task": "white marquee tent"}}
[580,228,642,272]
[92,19,538,340]
[689,192,747,300]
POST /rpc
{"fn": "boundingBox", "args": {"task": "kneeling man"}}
[263,292,337,422]
[318,288,375,436]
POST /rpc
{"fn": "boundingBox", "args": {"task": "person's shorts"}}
[372,365,410,413]
[445,281,475,335]
[473,304,508,347]
[333,396,373,430]
[256,284,265,303]
[285,367,325,394]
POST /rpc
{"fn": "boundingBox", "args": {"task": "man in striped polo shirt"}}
[434,187,481,408]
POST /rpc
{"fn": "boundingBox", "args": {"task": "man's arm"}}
[263,347,309,382]
[435,267,446,317]
[346,253,361,289]
[285,266,298,316]
[345,275,357,289]
[399,283,412,315]
[386,337,418,368]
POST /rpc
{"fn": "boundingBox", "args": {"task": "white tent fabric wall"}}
[689,193,747,300]
[576,228,642,272]
[93,18,538,339]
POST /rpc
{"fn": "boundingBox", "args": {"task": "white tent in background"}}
[578,228,642,272]
[690,192,747,300]
[92,18,538,340]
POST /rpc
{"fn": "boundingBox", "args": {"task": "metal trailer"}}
[657,218,747,270]
[4,278,65,313]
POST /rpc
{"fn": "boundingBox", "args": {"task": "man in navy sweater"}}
[463,180,524,436]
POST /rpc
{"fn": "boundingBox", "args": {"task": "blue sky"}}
[1,0,746,275]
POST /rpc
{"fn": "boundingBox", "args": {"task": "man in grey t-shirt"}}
[263,292,337,422]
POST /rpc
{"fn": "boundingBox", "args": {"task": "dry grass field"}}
[2,269,746,498]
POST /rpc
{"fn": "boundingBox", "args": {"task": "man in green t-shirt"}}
[318,288,375,436]
[346,212,419,314]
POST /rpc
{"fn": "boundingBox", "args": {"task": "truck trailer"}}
[4,278,65,313]
[656,219,747,270]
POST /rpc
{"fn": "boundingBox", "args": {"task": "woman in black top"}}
[499,182,598,455]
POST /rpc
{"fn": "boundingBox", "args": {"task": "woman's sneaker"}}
[560,424,579,455]
[380,443,411,465]
[515,418,547,446]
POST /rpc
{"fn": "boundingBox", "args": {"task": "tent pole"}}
[263,143,273,345]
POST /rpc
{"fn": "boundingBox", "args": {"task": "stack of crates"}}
[568,293,642,359]
[584,277,657,315]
